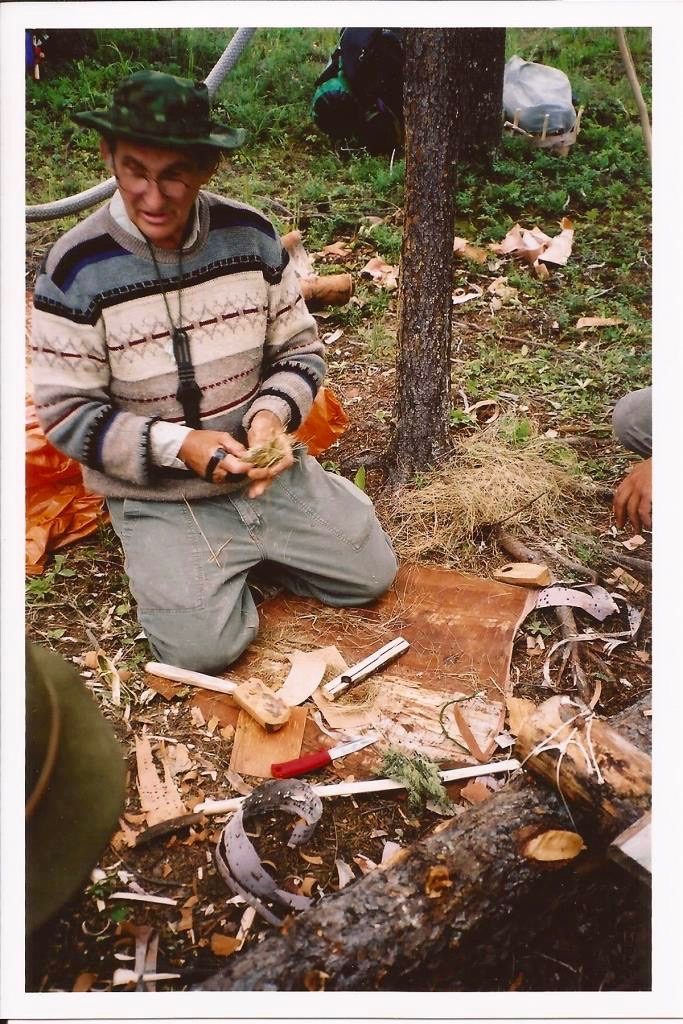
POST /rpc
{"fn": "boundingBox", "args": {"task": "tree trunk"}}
[515,695,651,833]
[197,698,650,992]
[388,29,458,485]
[453,29,506,162]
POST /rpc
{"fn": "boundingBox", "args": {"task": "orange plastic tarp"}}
[26,387,348,575]
[26,398,107,575]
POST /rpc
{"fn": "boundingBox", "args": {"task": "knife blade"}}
[271,733,379,779]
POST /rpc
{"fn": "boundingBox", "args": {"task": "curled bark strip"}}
[215,780,323,925]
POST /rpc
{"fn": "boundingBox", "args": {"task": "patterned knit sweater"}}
[31,191,325,500]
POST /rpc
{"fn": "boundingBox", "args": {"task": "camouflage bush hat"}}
[26,642,126,933]
[72,69,246,150]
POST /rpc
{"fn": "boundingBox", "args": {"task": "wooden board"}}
[229,706,308,779]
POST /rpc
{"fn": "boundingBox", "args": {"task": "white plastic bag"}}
[503,55,576,135]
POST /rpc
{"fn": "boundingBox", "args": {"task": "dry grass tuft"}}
[378,419,594,570]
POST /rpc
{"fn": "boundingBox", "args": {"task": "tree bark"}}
[197,698,650,992]
[388,29,458,485]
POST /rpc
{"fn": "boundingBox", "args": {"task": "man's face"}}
[101,138,215,250]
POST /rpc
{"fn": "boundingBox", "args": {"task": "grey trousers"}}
[612,386,652,458]
[108,451,398,673]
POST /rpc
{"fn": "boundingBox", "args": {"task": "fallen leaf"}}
[460,780,491,805]
[359,255,398,291]
[494,730,515,750]
[353,854,378,875]
[539,217,574,266]
[622,534,646,551]
[634,651,650,664]
[300,875,318,897]
[380,840,403,865]
[487,277,519,303]
[506,696,536,735]
[321,240,352,258]
[220,724,236,742]
[96,651,122,706]
[210,932,239,957]
[176,906,194,932]
[522,829,586,861]
[322,328,344,346]
[190,706,206,728]
[83,649,103,670]
[225,769,253,796]
[335,858,355,889]
[453,237,489,264]
[72,972,97,992]
[576,317,624,330]
[299,852,324,866]
[452,287,483,306]
[468,398,499,424]
[424,865,453,898]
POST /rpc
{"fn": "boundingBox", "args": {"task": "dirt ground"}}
[25,237,652,993]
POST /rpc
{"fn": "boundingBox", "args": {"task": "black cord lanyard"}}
[145,239,202,430]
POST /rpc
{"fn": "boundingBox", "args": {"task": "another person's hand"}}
[245,410,294,498]
[613,457,652,533]
[178,430,254,483]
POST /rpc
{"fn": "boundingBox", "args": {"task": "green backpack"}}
[312,28,404,154]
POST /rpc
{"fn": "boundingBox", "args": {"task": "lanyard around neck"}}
[144,239,202,430]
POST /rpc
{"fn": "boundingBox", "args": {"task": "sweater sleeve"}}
[31,273,159,486]
[241,251,326,433]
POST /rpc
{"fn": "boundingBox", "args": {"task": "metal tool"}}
[145,662,291,731]
[271,733,379,779]
[322,636,410,700]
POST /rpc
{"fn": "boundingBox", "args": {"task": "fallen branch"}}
[523,532,599,583]
[196,700,649,991]
[515,694,651,830]
[616,28,652,164]
[497,530,591,701]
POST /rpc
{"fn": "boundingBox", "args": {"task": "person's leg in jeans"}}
[612,386,652,457]
[107,456,397,672]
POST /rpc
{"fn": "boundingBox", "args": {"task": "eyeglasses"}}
[113,157,196,200]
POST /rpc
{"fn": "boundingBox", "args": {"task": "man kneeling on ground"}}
[31,71,397,673]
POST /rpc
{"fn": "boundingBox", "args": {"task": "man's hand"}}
[245,410,294,498]
[178,430,253,482]
[613,457,652,533]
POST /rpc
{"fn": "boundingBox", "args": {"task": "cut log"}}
[196,698,650,991]
[515,695,651,834]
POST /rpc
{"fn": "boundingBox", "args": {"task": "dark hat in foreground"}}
[26,642,126,932]
[72,69,246,151]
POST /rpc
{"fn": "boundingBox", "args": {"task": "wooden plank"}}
[229,706,308,779]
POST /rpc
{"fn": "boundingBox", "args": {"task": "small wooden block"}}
[493,562,551,588]
[233,678,290,731]
[229,706,308,779]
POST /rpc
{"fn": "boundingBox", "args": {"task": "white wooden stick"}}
[194,758,521,815]
[145,661,237,695]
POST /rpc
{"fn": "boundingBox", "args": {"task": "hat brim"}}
[26,644,126,932]
[72,109,246,151]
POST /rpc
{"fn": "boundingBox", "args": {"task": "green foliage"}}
[381,748,454,813]
[353,465,367,491]
[26,554,77,602]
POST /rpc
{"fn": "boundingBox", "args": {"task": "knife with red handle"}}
[271,734,378,779]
